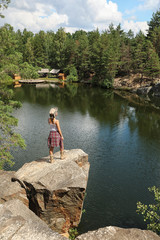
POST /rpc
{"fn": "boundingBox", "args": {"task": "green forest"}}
[1,9,160,87]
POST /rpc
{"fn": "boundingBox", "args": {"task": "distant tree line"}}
[0,9,160,87]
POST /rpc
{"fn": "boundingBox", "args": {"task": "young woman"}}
[48,107,64,163]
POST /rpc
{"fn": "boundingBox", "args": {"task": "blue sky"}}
[114,0,152,21]
[0,0,160,34]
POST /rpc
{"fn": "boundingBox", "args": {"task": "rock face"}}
[0,170,28,206]
[0,199,66,240]
[149,83,160,97]
[12,149,89,234]
[77,226,160,240]
[136,86,152,95]
[113,74,160,98]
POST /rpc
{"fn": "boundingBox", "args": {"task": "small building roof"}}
[50,69,60,74]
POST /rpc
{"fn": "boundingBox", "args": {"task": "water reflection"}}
[14,84,160,137]
[12,84,160,233]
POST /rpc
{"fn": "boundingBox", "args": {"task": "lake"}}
[8,83,160,234]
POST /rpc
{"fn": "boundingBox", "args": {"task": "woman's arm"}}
[56,120,64,139]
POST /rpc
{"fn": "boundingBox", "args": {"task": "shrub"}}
[101,78,113,88]
[3,64,19,78]
[69,228,78,240]
[66,65,78,82]
[0,71,13,84]
[137,186,160,235]
[20,62,39,79]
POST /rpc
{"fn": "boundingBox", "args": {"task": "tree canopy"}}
[1,7,160,86]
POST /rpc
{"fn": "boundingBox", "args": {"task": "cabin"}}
[38,69,50,77]
[38,68,66,80]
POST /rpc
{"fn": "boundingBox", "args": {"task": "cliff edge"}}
[0,149,89,235]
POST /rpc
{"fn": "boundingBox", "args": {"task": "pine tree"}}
[0,78,26,169]
[49,28,67,69]
[148,26,160,58]
[33,30,49,67]
[73,30,90,80]
[147,9,160,37]
[132,31,146,78]
[144,40,160,79]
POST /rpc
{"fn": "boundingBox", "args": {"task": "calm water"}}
[8,84,160,233]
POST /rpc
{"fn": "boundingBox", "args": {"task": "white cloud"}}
[138,0,160,10]
[88,0,122,23]
[123,20,149,35]
[0,0,151,35]
[1,1,68,32]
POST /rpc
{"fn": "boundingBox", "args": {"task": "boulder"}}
[0,170,28,206]
[77,226,160,240]
[0,199,66,240]
[13,149,89,234]
[136,86,152,95]
[149,83,160,97]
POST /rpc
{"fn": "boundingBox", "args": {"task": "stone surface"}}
[77,226,160,240]
[1,200,159,240]
[0,170,28,206]
[13,149,89,234]
[113,74,156,91]
[136,86,152,95]
[150,83,160,97]
[0,199,66,240]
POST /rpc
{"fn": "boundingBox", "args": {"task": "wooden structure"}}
[13,74,21,80]
[58,73,66,81]
[19,79,45,84]
[38,68,66,80]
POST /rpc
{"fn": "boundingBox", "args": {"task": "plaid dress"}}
[48,131,63,149]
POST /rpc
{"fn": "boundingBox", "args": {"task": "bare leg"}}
[49,147,54,155]
[60,142,65,160]
[49,147,54,163]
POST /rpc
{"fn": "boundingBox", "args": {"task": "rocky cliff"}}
[113,74,160,98]
[0,149,89,235]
